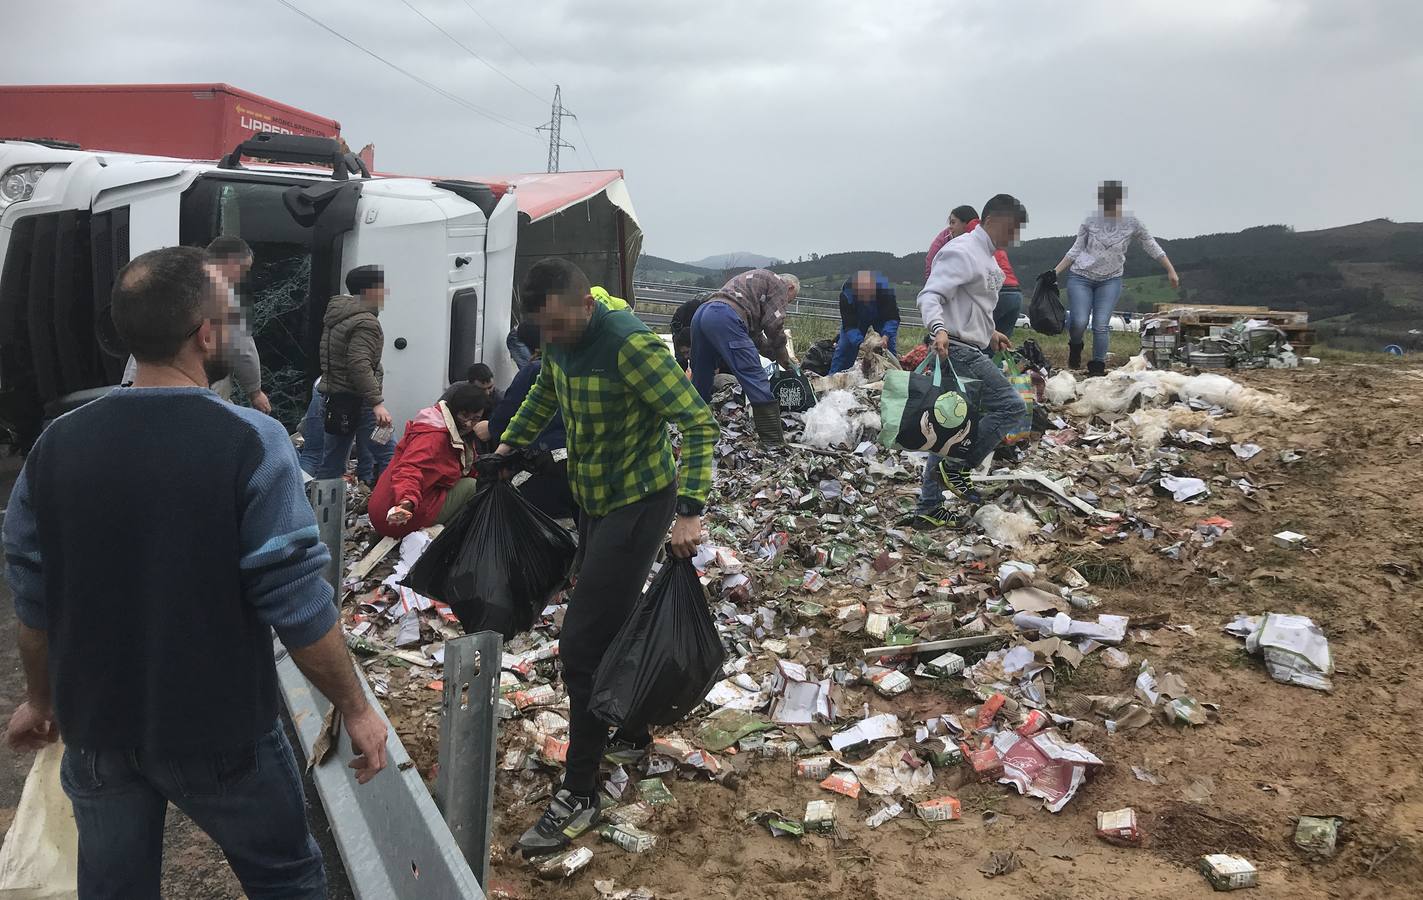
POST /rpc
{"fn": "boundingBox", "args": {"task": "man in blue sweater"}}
[3,246,388,898]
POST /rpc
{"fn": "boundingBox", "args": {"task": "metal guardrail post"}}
[305,478,345,598]
[434,631,503,889]
[287,478,487,899]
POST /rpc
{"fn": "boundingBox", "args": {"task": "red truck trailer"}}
[0,83,341,160]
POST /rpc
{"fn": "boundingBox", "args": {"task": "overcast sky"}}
[10,0,1422,262]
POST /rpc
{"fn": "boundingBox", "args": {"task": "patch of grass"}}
[1059,552,1136,587]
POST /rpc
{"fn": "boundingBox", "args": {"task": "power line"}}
[573,117,600,169]
[398,0,548,105]
[458,0,549,77]
[273,0,541,142]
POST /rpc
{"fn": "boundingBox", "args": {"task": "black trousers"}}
[558,482,677,794]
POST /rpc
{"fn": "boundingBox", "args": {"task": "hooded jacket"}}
[837,272,900,333]
[703,269,794,366]
[369,402,476,538]
[318,294,384,406]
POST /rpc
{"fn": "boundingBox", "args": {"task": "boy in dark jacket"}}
[315,266,394,481]
[830,270,900,373]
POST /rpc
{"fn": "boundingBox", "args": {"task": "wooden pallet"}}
[1151,304,1313,352]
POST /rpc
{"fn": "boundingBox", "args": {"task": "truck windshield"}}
[179,176,315,428]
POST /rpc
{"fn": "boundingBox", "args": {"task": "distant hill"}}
[687,252,781,270]
[767,220,1423,351]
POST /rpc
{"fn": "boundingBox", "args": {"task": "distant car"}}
[1015,314,1031,330]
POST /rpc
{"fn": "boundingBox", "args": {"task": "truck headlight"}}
[0,165,51,210]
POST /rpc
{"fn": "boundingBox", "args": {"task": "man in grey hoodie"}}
[314,265,394,481]
[912,194,1029,524]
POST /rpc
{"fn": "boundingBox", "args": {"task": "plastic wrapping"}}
[402,480,576,640]
[589,556,726,735]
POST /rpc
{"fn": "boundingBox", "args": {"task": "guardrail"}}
[632,280,926,329]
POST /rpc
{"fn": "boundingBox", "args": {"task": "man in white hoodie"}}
[912,194,1029,524]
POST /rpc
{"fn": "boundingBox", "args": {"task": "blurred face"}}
[473,378,494,392]
[363,283,390,312]
[196,265,241,384]
[948,215,968,238]
[532,291,596,347]
[213,254,253,290]
[853,271,875,300]
[981,215,1023,249]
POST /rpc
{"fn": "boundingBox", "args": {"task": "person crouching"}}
[370,384,493,538]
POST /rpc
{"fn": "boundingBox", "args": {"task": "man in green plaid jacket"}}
[495,258,718,855]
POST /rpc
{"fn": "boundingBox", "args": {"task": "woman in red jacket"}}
[370,383,493,538]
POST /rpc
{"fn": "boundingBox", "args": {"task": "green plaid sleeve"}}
[618,331,719,513]
[502,358,559,449]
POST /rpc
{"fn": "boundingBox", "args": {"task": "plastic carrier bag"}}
[1029,271,1066,335]
[588,555,726,735]
[402,479,575,640]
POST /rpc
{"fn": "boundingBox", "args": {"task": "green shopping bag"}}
[878,353,973,455]
[995,351,1036,444]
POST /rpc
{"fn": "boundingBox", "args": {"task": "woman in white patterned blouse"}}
[1053,181,1179,375]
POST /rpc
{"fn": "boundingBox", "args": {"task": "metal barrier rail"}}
[633,279,926,327]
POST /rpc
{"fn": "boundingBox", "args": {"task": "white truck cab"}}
[0,133,518,447]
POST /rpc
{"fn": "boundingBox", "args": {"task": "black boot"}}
[1087,359,1106,378]
[1068,342,1083,370]
[750,403,785,447]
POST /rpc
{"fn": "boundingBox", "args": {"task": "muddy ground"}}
[474,364,1423,900]
[3,363,1421,899]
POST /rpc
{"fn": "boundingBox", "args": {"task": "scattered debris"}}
[1226,614,1334,690]
[1294,816,1339,858]
[1199,854,1259,891]
[1096,808,1142,846]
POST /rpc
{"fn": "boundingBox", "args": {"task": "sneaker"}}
[516,789,602,856]
[900,507,967,530]
[939,462,984,506]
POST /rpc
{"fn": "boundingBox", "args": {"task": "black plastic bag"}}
[800,338,837,376]
[402,479,576,640]
[1029,271,1066,335]
[588,555,725,735]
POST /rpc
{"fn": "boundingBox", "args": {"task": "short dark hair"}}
[950,205,979,224]
[981,194,1028,226]
[466,363,495,384]
[206,235,252,262]
[346,265,385,295]
[112,246,215,363]
[443,383,492,418]
[521,258,590,314]
[515,321,542,352]
[1099,180,1125,212]
[673,328,692,352]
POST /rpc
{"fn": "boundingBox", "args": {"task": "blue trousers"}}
[915,342,1027,512]
[298,383,378,482]
[1065,274,1123,362]
[994,288,1023,338]
[830,320,899,374]
[690,301,774,405]
[60,722,325,899]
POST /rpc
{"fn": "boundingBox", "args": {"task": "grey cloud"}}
[9,0,1421,261]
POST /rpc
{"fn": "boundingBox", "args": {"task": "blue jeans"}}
[315,400,394,482]
[60,722,325,899]
[690,301,774,405]
[1065,274,1123,362]
[829,320,899,374]
[916,342,1027,512]
[994,288,1023,338]
[297,384,377,482]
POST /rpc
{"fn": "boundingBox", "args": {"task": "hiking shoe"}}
[939,462,984,507]
[516,789,602,856]
[900,507,967,530]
